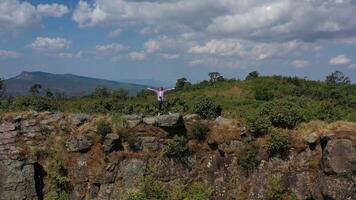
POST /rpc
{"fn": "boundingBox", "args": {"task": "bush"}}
[189,121,209,141]
[192,97,222,119]
[261,99,307,128]
[12,96,58,112]
[245,71,259,80]
[183,182,212,200]
[121,131,139,149]
[254,88,274,101]
[316,101,341,122]
[248,115,272,136]
[267,129,290,157]
[162,135,188,158]
[238,139,259,172]
[267,176,287,200]
[47,160,70,200]
[96,121,112,139]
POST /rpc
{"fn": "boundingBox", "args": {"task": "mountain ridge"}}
[5,71,149,97]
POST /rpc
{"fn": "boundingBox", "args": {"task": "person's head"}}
[159,87,163,91]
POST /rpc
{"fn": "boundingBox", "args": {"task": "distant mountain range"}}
[4,71,150,97]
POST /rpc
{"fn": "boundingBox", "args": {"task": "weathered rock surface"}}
[321,138,355,174]
[71,113,90,126]
[0,112,355,200]
[103,133,122,153]
[65,135,93,152]
[156,113,182,127]
[122,114,143,128]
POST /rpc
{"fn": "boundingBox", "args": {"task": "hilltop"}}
[4,71,149,97]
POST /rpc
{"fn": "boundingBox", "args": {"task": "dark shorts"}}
[157,100,163,111]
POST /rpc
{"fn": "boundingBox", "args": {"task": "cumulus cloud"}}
[30,37,71,51]
[329,54,351,65]
[37,3,69,17]
[129,51,146,60]
[72,0,356,42]
[0,50,22,59]
[348,64,356,69]
[96,43,128,52]
[108,28,122,38]
[0,0,40,30]
[292,60,310,68]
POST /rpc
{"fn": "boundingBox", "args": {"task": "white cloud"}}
[30,37,71,51]
[335,37,356,45]
[292,60,310,68]
[160,53,180,60]
[329,54,351,65]
[37,3,69,17]
[0,0,40,30]
[96,43,128,52]
[129,51,146,60]
[0,50,22,59]
[108,28,122,38]
[348,64,356,69]
[72,0,356,42]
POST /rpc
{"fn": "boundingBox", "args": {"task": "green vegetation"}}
[267,129,290,157]
[162,135,189,158]
[189,121,210,141]
[267,176,297,200]
[238,139,259,172]
[46,159,70,200]
[96,120,112,139]
[1,70,355,126]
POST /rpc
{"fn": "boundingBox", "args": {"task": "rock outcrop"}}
[0,112,355,200]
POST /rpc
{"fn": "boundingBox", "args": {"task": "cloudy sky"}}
[1,0,356,83]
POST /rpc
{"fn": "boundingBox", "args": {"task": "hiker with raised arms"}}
[147,87,175,115]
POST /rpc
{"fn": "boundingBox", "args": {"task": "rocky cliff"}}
[0,112,355,200]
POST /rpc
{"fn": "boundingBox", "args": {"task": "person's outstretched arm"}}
[163,87,175,92]
[147,88,158,93]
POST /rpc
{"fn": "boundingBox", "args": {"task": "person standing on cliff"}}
[147,87,175,115]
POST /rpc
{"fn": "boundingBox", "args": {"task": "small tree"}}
[45,88,54,98]
[29,84,42,95]
[208,72,224,83]
[192,97,222,119]
[245,71,259,80]
[175,77,191,90]
[0,78,5,98]
[91,86,110,98]
[325,70,350,85]
[111,88,128,101]
[267,129,290,157]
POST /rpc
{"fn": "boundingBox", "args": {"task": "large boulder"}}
[65,135,93,153]
[143,116,158,126]
[0,160,37,200]
[156,113,182,127]
[103,133,122,153]
[183,114,201,122]
[122,114,143,128]
[321,139,355,174]
[71,114,90,126]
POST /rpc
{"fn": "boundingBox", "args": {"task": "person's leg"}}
[157,100,162,115]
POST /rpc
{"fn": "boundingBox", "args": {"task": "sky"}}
[0,0,356,83]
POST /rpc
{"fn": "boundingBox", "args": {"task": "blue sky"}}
[1,0,356,83]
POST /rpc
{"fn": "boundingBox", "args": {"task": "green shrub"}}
[47,160,70,200]
[96,121,112,139]
[248,115,272,136]
[162,135,188,158]
[192,97,222,119]
[254,88,274,101]
[189,121,209,141]
[261,99,307,128]
[267,129,290,157]
[267,176,287,200]
[316,101,341,122]
[12,96,58,112]
[40,125,51,136]
[238,139,259,172]
[141,176,169,200]
[184,182,212,200]
[126,192,146,200]
[121,131,139,149]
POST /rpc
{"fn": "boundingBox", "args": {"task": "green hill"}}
[4,71,148,97]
